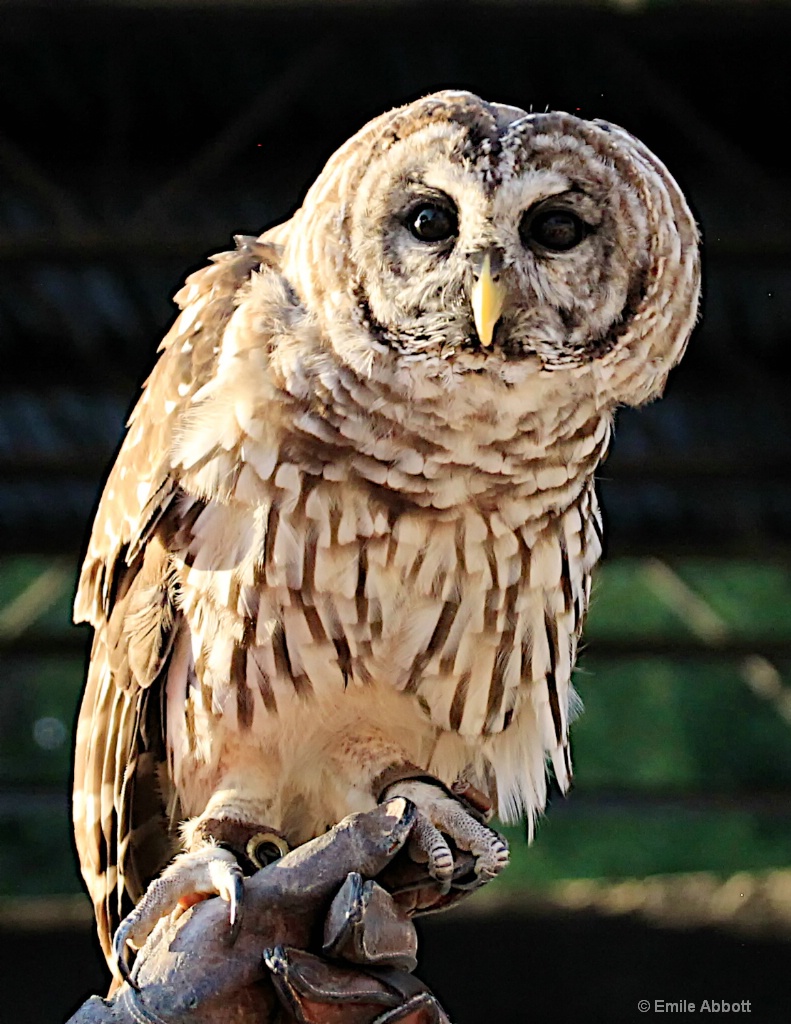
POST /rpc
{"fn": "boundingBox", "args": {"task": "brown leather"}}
[264,947,450,1024]
[380,847,481,916]
[65,804,455,1024]
[323,873,417,971]
[370,763,442,802]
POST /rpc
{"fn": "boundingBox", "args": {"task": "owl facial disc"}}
[289,89,700,383]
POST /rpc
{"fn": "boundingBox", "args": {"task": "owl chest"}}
[178,484,587,742]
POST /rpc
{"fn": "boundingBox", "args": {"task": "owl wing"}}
[72,234,285,960]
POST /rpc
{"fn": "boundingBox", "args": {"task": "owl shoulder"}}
[74,234,295,627]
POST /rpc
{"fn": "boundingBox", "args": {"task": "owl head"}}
[282,91,700,407]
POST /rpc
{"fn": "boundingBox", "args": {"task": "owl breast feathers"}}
[72,90,700,962]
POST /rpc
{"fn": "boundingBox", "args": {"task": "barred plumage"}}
[72,91,700,966]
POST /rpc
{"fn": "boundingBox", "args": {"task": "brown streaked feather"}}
[404,602,459,694]
[485,582,520,733]
[73,560,178,960]
[543,612,563,747]
[72,235,281,966]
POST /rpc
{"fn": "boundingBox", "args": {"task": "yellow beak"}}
[470,252,506,348]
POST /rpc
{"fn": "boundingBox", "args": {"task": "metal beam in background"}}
[594,31,782,197]
[0,563,72,641]
[0,134,93,235]
[0,0,782,8]
[0,231,229,263]
[127,39,338,229]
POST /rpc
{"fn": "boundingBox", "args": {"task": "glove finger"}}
[323,874,417,971]
[249,799,416,908]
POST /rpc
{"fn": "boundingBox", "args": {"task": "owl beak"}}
[470,251,506,348]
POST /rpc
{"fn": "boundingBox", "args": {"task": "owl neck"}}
[279,340,613,520]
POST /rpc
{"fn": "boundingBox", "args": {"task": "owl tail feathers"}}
[486,697,574,840]
[494,743,571,845]
[550,741,574,797]
[487,724,549,838]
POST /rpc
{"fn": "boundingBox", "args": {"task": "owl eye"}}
[407,202,458,243]
[521,209,588,252]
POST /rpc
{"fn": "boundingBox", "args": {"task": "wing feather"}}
[74,236,281,627]
[72,235,283,963]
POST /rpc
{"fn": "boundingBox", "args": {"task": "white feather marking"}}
[457,643,497,735]
[313,544,358,599]
[338,503,358,546]
[355,502,375,538]
[165,629,192,787]
[274,462,302,502]
[233,463,266,503]
[212,569,234,608]
[295,410,340,444]
[535,464,570,490]
[529,538,562,590]
[243,440,279,483]
[272,518,305,589]
[493,532,520,589]
[392,514,426,548]
[394,449,425,475]
[322,462,348,482]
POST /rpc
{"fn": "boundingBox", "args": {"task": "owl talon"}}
[111,844,244,984]
[112,920,138,989]
[385,780,509,889]
[227,868,245,943]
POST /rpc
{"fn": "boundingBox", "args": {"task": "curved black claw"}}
[227,867,245,944]
[112,919,139,991]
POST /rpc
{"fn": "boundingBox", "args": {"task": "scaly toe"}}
[408,813,454,893]
[385,779,509,889]
[471,833,510,881]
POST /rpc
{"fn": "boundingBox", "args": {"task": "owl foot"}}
[113,844,244,988]
[383,779,509,892]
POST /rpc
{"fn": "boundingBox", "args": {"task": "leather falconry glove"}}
[65,799,485,1024]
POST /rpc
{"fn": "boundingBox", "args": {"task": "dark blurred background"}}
[1,1,790,1021]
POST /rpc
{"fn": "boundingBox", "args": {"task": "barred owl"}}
[72,90,700,977]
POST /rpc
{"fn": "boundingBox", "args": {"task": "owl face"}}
[288,91,699,389]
